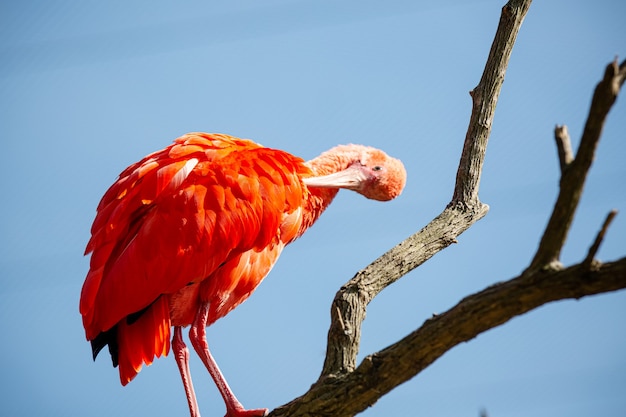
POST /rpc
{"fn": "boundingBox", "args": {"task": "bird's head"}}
[303,145,406,201]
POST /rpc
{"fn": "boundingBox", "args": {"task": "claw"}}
[225,407,268,417]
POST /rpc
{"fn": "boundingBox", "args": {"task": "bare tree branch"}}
[452,0,532,206]
[267,2,626,417]
[272,257,626,417]
[528,58,626,272]
[317,0,532,381]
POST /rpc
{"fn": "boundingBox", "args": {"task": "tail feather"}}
[117,295,172,385]
[90,295,172,386]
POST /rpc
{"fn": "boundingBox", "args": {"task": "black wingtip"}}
[90,326,119,368]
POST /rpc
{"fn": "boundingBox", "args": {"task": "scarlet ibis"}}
[80,132,406,417]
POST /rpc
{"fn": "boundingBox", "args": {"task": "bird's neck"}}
[305,145,362,177]
[297,145,363,234]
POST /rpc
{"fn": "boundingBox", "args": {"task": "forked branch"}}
[269,3,626,417]
[528,58,626,272]
[271,256,626,417]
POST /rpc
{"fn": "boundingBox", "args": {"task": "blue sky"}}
[1,1,625,416]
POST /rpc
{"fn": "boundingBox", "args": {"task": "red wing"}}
[80,133,311,340]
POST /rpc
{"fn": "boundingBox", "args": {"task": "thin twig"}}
[554,125,573,173]
[583,209,618,268]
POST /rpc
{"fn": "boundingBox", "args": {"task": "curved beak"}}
[302,164,367,191]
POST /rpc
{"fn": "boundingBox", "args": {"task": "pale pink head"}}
[303,144,406,201]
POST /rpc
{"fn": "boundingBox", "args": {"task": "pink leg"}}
[189,302,268,417]
[173,326,201,417]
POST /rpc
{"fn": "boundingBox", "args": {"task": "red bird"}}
[80,132,406,417]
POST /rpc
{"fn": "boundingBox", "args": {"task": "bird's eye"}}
[372,166,382,171]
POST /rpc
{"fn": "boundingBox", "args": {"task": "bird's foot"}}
[225,407,268,417]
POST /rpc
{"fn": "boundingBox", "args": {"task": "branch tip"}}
[554,125,573,173]
[604,57,626,84]
[583,209,618,267]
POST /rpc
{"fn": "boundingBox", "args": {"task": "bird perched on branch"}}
[80,132,406,417]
